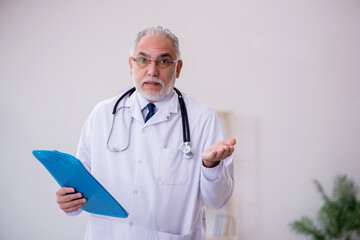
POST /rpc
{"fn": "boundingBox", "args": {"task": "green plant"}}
[289,175,360,240]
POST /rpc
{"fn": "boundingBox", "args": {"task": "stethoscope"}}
[107,87,194,158]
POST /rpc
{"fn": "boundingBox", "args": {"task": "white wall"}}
[0,0,359,239]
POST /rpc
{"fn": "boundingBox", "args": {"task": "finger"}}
[223,145,233,154]
[216,148,229,161]
[56,187,75,197]
[223,146,234,158]
[206,146,229,162]
[59,197,86,209]
[226,138,236,146]
[225,147,233,158]
[62,201,87,213]
[216,146,234,161]
[57,192,83,204]
[59,198,87,211]
[202,149,217,162]
[213,148,223,160]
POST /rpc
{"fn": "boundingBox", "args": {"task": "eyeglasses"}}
[131,57,180,69]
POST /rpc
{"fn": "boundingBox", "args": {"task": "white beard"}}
[133,73,176,102]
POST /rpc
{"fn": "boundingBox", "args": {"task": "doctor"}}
[56,26,236,240]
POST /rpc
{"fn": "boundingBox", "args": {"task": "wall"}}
[0,0,359,239]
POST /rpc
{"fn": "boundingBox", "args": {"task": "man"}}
[56,26,236,240]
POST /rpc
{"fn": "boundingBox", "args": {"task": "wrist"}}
[202,159,220,168]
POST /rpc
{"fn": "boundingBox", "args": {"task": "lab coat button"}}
[134,190,138,194]
[129,222,133,226]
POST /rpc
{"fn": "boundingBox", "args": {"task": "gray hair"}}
[130,26,181,58]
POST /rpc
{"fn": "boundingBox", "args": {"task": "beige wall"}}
[1,0,359,239]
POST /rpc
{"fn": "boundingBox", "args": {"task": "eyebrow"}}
[158,53,172,58]
[136,52,173,59]
[137,52,151,58]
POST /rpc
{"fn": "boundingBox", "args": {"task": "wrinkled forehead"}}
[134,35,177,59]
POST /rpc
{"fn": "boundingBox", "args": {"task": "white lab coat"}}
[71,90,234,240]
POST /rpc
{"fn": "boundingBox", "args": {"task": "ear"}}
[129,57,133,75]
[176,60,183,78]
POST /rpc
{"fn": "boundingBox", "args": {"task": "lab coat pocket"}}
[86,215,111,240]
[158,148,189,185]
[156,230,191,240]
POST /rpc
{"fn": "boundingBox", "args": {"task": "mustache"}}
[141,77,165,87]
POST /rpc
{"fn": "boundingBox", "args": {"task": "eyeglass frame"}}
[130,56,181,69]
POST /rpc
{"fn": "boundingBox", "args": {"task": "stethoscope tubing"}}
[112,87,136,115]
[111,87,191,145]
[173,88,190,143]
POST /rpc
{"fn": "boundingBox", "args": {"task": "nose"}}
[147,61,159,77]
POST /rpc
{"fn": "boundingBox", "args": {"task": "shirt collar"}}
[137,92,150,110]
[124,89,179,123]
[134,90,178,113]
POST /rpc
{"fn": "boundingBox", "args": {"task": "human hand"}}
[202,138,236,168]
[56,187,86,213]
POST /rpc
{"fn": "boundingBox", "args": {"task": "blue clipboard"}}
[33,150,128,218]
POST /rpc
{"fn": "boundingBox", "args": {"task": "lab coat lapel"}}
[125,93,144,124]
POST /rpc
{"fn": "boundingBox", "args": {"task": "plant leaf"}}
[314,179,331,203]
[289,217,325,240]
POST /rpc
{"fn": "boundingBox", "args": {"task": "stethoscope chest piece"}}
[182,142,194,158]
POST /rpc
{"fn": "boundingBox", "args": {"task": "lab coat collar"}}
[124,90,179,124]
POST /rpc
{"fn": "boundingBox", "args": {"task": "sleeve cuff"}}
[66,208,83,217]
[201,160,224,182]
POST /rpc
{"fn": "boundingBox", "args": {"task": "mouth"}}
[144,81,161,86]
